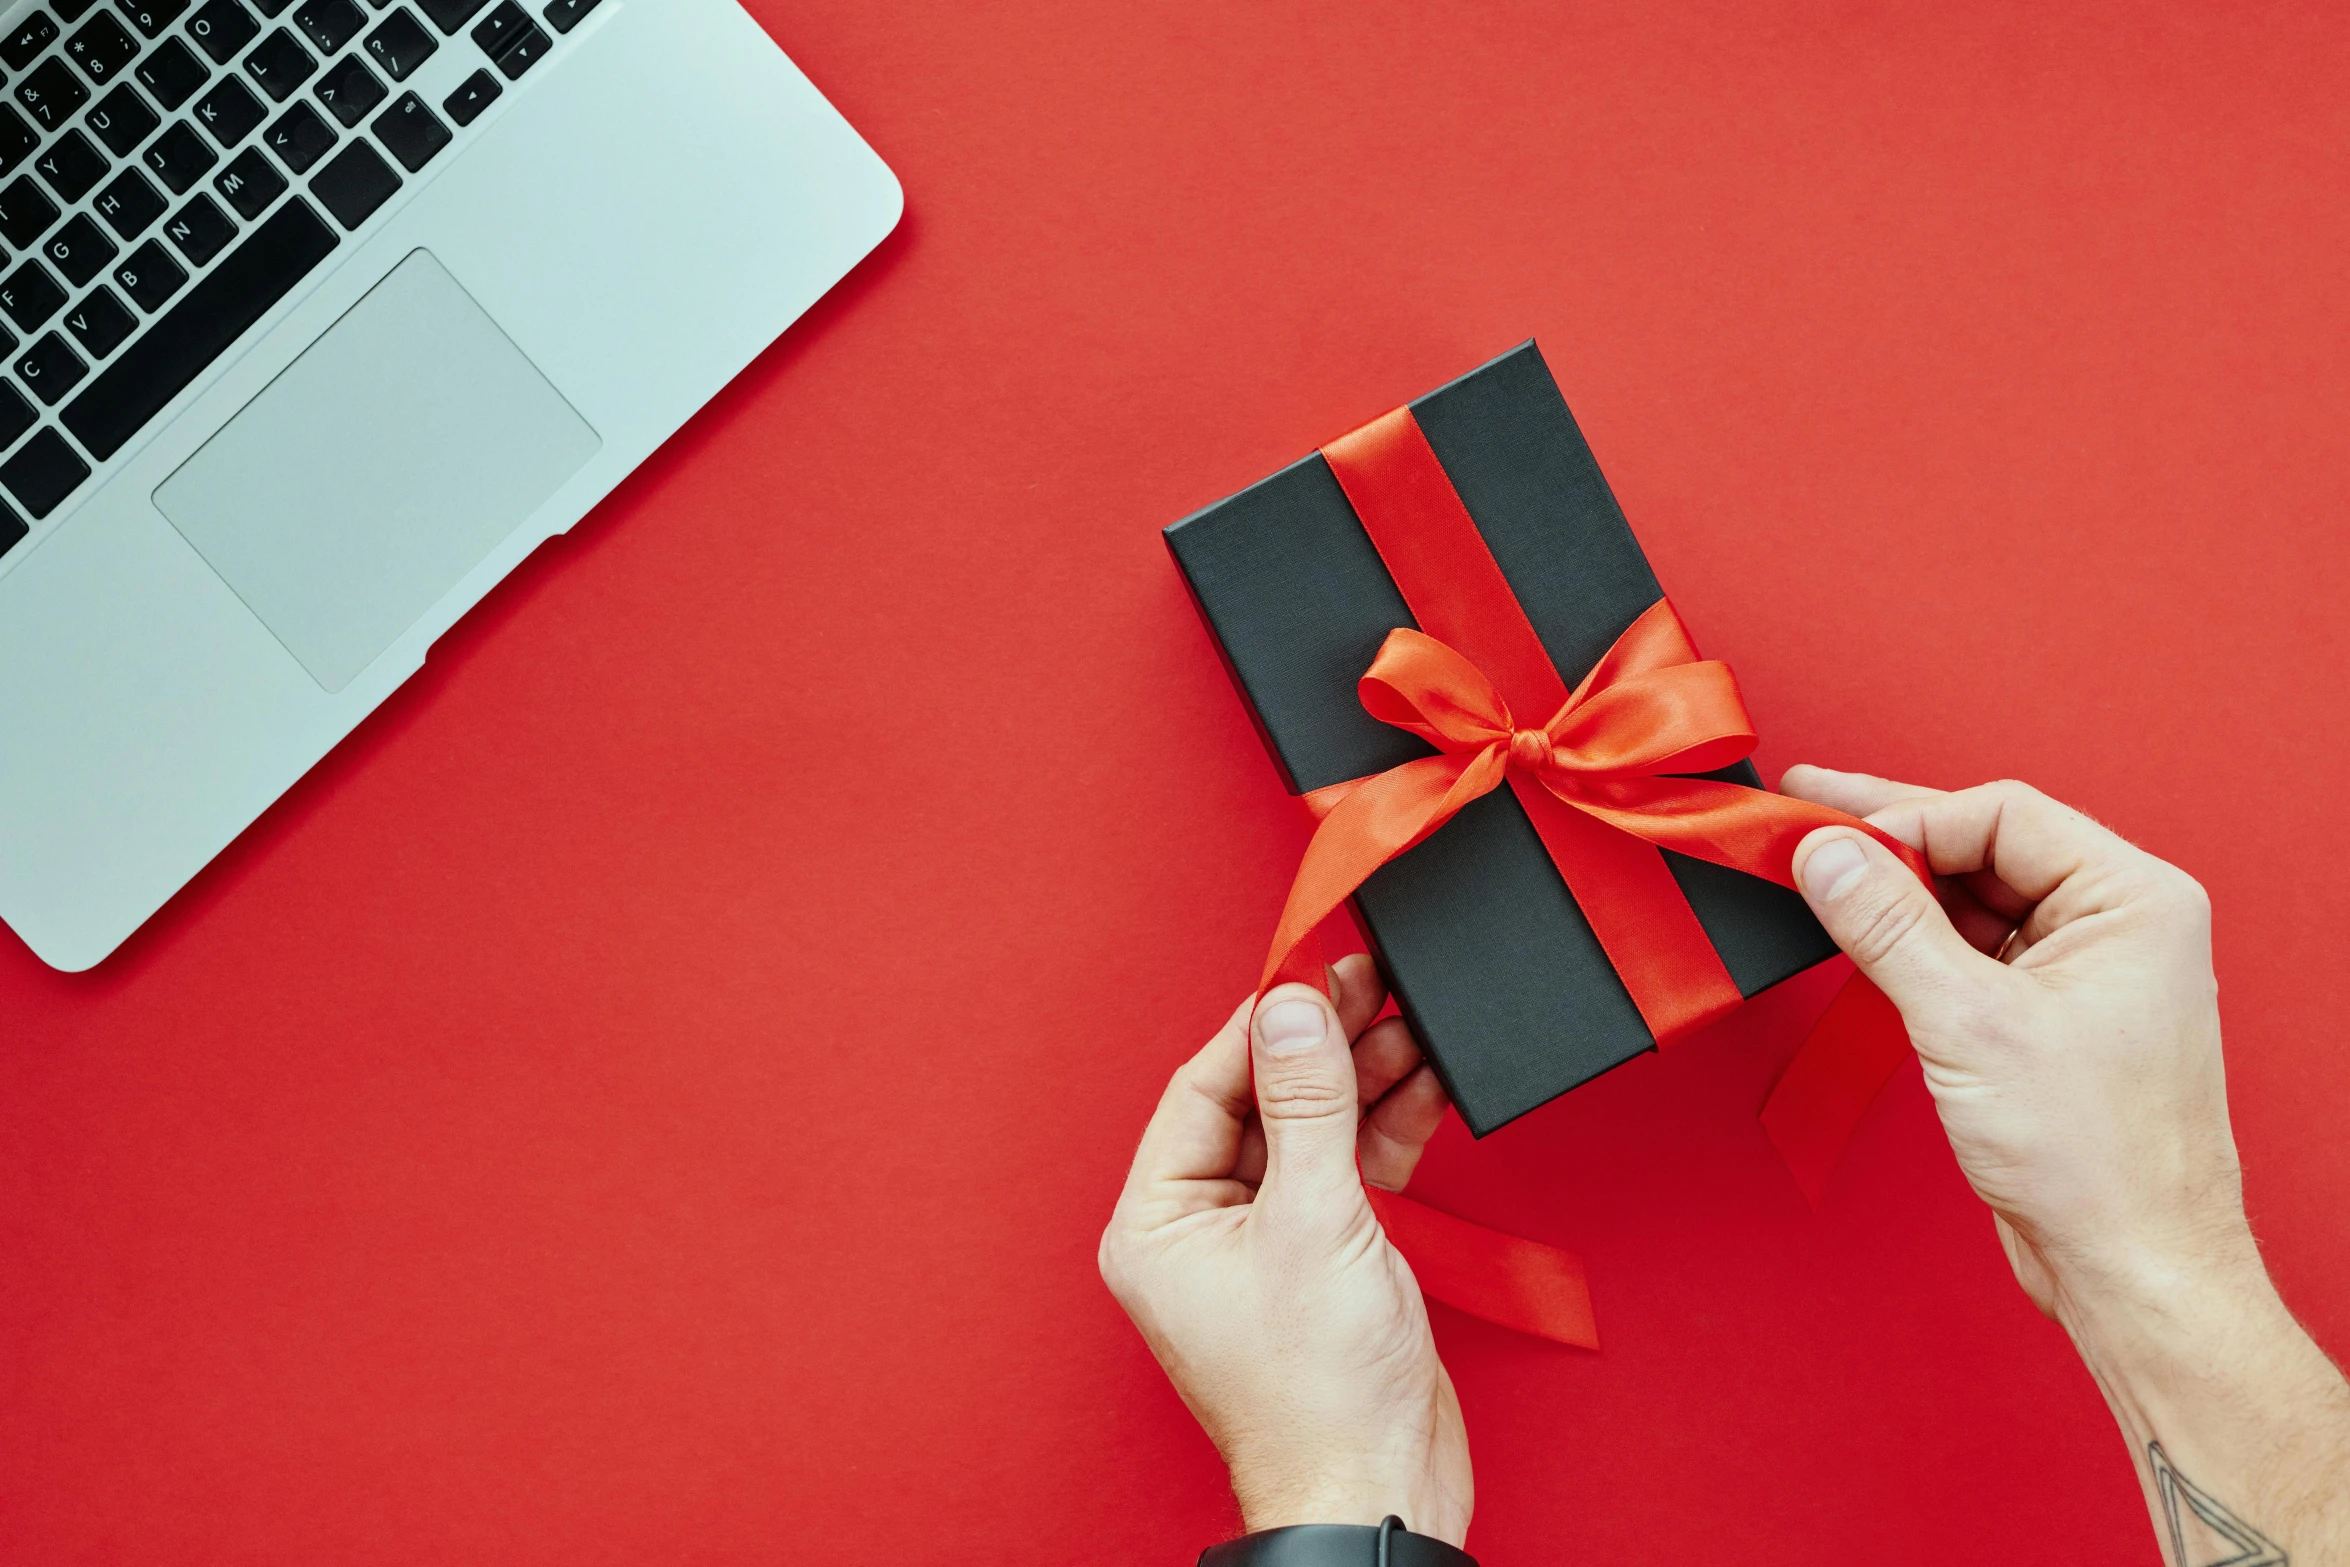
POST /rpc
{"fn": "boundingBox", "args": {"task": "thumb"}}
[1250,984,1366,1218]
[1794,828,1981,1015]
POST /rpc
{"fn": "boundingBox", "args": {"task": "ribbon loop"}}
[1358,627,1515,749]
[1541,661,1756,780]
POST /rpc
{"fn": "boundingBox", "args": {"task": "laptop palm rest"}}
[152,249,602,694]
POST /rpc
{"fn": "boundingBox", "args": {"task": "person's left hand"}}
[1098,954,1471,1545]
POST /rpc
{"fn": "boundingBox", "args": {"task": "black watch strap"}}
[1199,1515,1477,1567]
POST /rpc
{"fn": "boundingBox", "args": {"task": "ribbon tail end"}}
[1759,1108,1841,1211]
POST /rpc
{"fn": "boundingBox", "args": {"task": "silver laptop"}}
[0,0,899,969]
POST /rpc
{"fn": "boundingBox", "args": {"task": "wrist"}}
[1202,1519,1479,1567]
[2051,1236,2295,1434]
[2034,1191,2264,1342]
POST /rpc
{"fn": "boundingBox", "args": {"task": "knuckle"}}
[2158,876,2216,946]
[1978,777,2071,828]
[2162,866,2212,917]
[1095,1230,1123,1288]
[1252,1066,1354,1119]
[1979,778,2044,808]
[1979,776,2080,824]
[1096,1223,1138,1296]
[2116,859,2208,924]
[1843,885,1934,968]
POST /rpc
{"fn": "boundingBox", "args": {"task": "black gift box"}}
[1164,341,1837,1136]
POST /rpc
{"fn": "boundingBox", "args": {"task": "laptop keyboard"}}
[0,0,606,567]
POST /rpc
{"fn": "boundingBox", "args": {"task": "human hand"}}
[1778,767,2253,1322]
[1098,954,1469,1544]
[1778,774,2350,1560]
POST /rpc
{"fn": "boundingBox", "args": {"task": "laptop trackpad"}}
[154,250,601,694]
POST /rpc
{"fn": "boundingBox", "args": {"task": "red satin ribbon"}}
[1759,964,1913,1205]
[1257,404,1930,1349]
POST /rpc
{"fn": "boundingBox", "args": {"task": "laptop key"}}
[86,82,163,155]
[64,197,338,460]
[363,9,434,79]
[17,331,89,404]
[243,27,315,100]
[252,0,293,13]
[371,90,444,170]
[0,175,58,249]
[0,382,33,449]
[63,284,134,357]
[417,0,487,30]
[264,100,335,172]
[143,120,219,191]
[17,59,92,131]
[292,0,364,53]
[0,428,89,517]
[313,52,383,124]
[213,145,285,217]
[490,20,545,78]
[162,193,235,264]
[441,66,495,126]
[541,0,599,34]
[52,0,100,21]
[121,0,193,38]
[469,0,524,56]
[2,13,59,71]
[135,37,208,109]
[0,107,35,178]
[0,499,23,555]
[0,260,66,331]
[34,130,107,203]
[64,12,141,84]
[93,167,167,239]
[308,135,395,227]
[187,0,259,64]
[195,74,264,144]
[113,237,186,309]
[42,213,117,287]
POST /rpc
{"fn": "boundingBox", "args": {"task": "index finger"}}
[1780,763,1945,819]
[1787,764,2041,928]
[1861,779,2140,904]
[1119,994,1256,1195]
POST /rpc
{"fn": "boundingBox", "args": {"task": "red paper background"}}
[6,1,2348,1559]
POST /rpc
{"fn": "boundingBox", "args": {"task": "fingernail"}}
[1256,999,1328,1054]
[1800,835,1870,901]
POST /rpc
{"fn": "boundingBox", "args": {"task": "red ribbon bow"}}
[1263,602,1854,1002]
[1250,403,1932,1349]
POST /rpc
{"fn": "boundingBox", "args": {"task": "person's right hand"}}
[1780,769,2350,1565]
[1776,768,2250,1321]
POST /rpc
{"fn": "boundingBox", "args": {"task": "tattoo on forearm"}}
[2149,1443,2287,1567]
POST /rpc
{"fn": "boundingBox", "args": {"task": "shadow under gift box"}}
[1164,342,1838,1136]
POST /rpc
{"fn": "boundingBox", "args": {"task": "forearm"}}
[2059,1246,2350,1565]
